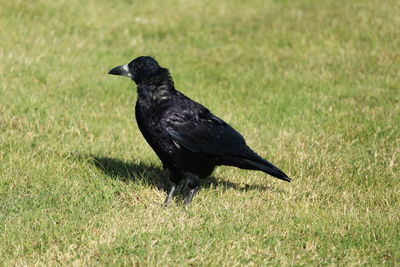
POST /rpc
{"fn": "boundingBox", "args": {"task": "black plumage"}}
[108,56,290,206]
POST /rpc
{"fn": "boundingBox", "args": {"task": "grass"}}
[0,0,399,265]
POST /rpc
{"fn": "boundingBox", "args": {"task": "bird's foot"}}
[162,184,176,207]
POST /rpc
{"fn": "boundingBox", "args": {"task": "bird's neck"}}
[136,72,176,109]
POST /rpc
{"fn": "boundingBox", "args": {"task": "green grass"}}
[1,0,399,265]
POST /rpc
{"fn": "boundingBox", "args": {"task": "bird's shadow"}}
[90,155,167,191]
[85,155,285,194]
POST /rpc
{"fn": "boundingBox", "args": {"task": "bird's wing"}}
[161,100,291,181]
[162,107,248,156]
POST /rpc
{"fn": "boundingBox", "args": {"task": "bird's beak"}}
[108,64,132,78]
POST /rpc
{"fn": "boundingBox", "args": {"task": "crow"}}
[108,56,290,206]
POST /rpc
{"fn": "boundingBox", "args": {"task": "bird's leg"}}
[184,186,199,206]
[184,174,200,206]
[162,172,181,207]
[162,183,176,207]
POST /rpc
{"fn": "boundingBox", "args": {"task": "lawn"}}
[0,0,399,265]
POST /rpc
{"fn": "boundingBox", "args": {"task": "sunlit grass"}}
[0,0,399,265]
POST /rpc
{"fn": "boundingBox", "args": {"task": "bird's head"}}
[108,56,162,84]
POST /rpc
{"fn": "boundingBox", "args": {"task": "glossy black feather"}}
[109,56,290,205]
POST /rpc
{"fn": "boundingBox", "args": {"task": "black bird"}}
[108,56,290,206]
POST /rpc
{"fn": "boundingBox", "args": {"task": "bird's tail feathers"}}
[241,158,291,182]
